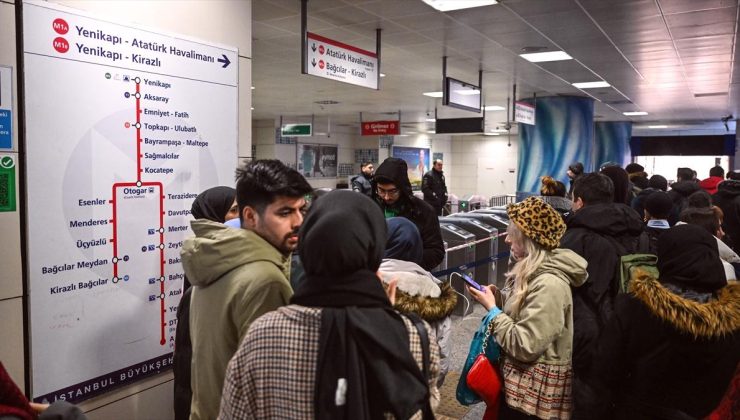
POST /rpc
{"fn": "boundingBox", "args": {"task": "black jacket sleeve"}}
[421,172,435,202]
[413,198,445,270]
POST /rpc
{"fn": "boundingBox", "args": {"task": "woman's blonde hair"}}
[504,222,547,318]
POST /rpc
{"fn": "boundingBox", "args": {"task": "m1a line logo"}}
[305,32,378,90]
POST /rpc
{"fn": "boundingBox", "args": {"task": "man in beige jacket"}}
[181,160,312,420]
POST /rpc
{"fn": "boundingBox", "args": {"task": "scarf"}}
[190,186,235,223]
[292,190,429,420]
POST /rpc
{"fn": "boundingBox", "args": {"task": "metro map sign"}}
[305,32,378,90]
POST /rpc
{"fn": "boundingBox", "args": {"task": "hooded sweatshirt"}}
[372,158,444,270]
[181,220,292,420]
[699,175,724,195]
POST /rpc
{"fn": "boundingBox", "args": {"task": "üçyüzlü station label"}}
[306,32,378,90]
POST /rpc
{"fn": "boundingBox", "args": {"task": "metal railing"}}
[488,195,517,207]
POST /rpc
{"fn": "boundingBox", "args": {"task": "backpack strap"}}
[405,313,435,420]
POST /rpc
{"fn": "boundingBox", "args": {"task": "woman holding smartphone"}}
[469,196,587,419]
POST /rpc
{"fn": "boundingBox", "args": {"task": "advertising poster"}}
[23,1,238,402]
[391,146,430,190]
[297,143,337,178]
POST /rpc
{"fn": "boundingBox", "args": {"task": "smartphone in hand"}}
[461,272,484,291]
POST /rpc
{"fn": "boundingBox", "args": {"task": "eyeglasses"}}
[376,186,400,197]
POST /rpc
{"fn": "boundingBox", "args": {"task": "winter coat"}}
[421,169,448,213]
[667,180,701,226]
[588,274,740,420]
[351,172,373,197]
[700,176,724,195]
[379,259,457,385]
[373,159,445,270]
[489,249,588,419]
[181,220,293,420]
[559,203,648,377]
[713,180,740,252]
[218,305,441,419]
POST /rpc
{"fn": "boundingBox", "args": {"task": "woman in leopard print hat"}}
[469,196,588,419]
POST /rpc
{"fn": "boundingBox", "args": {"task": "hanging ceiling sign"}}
[305,32,378,90]
[281,123,312,137]
[361,120,399,136]
[515,101,536,125]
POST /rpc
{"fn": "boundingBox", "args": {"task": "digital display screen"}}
[444,77,481,113]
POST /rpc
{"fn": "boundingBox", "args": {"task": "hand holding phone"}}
[461,272,484,291]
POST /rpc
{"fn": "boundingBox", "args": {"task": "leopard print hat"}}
[506,196,566,250]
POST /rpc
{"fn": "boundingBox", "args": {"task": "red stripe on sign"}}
[307,32,377,58]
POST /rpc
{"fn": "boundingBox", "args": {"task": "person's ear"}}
[242,206,259,229]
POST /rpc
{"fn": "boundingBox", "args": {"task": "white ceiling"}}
[251,0,739,134]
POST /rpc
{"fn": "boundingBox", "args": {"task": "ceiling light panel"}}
[519,51,572,62]
[484,105,506,111]
[423,91,444,98]
[572,81,611,89]
[623,111,648,116]
[422,0,498,12]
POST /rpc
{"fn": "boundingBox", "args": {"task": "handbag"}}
[466,322,503,419]
[456,309,501,405]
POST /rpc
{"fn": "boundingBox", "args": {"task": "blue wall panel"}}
[594,121,632,168]
[517,96,594,194]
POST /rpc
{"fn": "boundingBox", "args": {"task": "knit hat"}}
[506,196,566,250]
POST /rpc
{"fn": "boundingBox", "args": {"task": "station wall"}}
[0,1,252,419]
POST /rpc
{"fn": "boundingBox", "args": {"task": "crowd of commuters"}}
[12,158,734,420]
[164,158,740,420]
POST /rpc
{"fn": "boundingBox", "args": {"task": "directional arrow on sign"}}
[217,54,231,68]
[311,43,316,52]
[311,58,316,67]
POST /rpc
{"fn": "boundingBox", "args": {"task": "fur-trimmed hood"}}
[630,271,740,339]
[379,259,457,322]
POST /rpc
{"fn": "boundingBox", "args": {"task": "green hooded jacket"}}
[181,219,292,420]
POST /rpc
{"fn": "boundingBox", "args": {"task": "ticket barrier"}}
[440,217,497,287]
[431,241,448,282]
[439,223,476,316]
[453,211,511,288]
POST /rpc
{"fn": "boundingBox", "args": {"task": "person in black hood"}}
[712,178,740,253]
[372,157,444,271]
[587,224,740,420]
[667,167,701,225]
[559,172,650,419]
[567,161,585,199]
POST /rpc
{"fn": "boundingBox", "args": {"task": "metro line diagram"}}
[110,77,167,346]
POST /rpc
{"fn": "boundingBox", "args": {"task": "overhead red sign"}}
[361,120,400,136]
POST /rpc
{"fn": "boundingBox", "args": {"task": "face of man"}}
[362,164,374,176]
[376,182,401,206]
[567,169,575,180]
[434,161,443,172]
[243,195,308,254]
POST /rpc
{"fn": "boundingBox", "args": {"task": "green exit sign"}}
[281,124,312,137]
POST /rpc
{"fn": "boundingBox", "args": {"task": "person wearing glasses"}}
[372,157,444,271]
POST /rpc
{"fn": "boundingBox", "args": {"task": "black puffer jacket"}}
[713,179,740,252]
[667,180,701,225]
[173,287,192,420]
[587,278,739,420]
[560,203,648,375]
[372,158,444,270]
